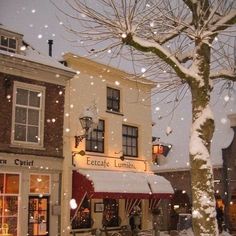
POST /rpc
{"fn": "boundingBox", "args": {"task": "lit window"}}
[103,199,119,227]
[0,35,17,53]
[30,174,50,194]
[0,173,20,236]
[12,82,45,147]
[71,196,91,229]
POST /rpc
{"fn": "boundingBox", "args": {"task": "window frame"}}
[0,172,21,236]
[122,124,138,157]
[0,35,17,53]
[107,87,120,113]
[86,119,105,153]
[11,81,45,148]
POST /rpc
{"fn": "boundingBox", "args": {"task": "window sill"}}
[106,110,124,116]
[10,143,46,150]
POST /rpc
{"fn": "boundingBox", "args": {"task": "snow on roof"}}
[0,47,74,73]
[0,24,74,74]
[23,46,74,73]
[0,23,23,36]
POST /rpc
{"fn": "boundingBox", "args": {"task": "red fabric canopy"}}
[72,170,173,206]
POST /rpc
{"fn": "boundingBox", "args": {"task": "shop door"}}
[28,196,49,236]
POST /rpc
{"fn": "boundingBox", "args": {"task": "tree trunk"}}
[190,85,218,235]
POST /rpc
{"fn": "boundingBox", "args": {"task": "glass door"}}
[28,196,49,236]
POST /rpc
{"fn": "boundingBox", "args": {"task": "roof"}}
[64,52,157,88]
[0,23,23,36]
[0,24,75,74]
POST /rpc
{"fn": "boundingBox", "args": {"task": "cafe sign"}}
[73,154,147,172]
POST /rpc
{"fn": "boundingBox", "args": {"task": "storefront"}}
[70,154,174,235]
[0,153,62,236]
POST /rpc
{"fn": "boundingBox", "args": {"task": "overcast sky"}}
[0,0,236,171]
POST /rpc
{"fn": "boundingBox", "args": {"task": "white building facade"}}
[61,54,173,235]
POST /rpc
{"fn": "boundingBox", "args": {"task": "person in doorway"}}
[216,205,224,233]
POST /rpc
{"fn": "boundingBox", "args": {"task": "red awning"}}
[72,170,173,204]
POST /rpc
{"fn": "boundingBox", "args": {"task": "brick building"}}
[0,25,75,236]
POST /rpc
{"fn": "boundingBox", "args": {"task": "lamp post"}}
[74,116,93,148]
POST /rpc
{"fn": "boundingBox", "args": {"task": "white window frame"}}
[11,81,45,148]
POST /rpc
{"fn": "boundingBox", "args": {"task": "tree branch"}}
[123,33,195,81]
[211,9,236,33]
[210,69,236,80]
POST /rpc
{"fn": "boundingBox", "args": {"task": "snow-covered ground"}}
[137,229,232,236]
[175,229,231,236]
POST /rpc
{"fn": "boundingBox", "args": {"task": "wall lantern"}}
[152,137,172,164]
[152,143,172,157]
[74,116,93,148]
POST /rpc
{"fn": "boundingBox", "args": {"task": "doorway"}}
[28,196,49,236]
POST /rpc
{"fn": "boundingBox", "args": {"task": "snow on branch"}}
[210,69,236,80]
[123,34,195,81]
[211,9,236,34]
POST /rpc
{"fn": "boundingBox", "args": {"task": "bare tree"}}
[53,0,236,235]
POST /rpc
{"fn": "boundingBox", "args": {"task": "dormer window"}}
[0,35,17,53]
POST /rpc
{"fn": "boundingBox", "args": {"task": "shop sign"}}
[0,158,34,167]
[0,155,62,170]
[74,155,146,171]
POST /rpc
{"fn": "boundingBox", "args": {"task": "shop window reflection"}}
[102,199,119,227]
[71,196,92,229]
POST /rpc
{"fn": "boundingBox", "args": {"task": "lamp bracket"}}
[74,134,86,148]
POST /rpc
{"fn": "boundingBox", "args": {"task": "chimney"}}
[48,39,53,57]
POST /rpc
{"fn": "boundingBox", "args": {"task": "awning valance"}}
[72,170,173,202]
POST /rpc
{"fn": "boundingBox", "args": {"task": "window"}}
[107,87,120,112]
[102,199,119,227]
[86,120,105,153]
[0,173,20,236]
[12,82,45,147]
[0,35,17,53]
[122,125,138,157]
[71,196,91,229]
[30,174,50,194]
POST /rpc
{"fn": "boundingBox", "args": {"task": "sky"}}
[0,0,236,171]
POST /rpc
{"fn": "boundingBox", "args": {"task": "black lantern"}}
[152,144,172,157]
[74,116,93,148]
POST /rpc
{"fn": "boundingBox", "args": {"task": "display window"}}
[0,173,20,236]
[102,199,119,227]
[71,196,92,229]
